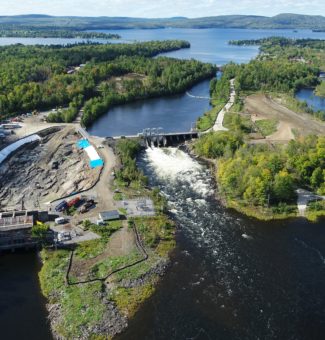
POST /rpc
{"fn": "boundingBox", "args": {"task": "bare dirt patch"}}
[245,94,325,141]
[69,225,137,281]
[106,73,147,94]
[0,127,100,210]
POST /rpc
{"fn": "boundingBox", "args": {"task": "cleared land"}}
[0,127,100,210]
[245,94,325,142]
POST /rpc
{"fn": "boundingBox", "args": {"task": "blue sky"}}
[0,0,324,17]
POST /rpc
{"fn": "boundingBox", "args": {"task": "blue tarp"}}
[90,159,104,168]
[77,139,91,149]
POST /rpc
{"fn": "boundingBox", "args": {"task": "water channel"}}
[1,28,325,340]
[116,147,325,340]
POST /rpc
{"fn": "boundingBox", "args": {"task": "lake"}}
[87,28,325,137]
[1,27,325,340]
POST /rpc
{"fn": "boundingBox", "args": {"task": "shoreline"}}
[187,141,325,222]
[37,139,177,340]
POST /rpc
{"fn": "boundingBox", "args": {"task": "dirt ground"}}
[69,225,137,281]
[245,94,325,142]
[0,127,100,210]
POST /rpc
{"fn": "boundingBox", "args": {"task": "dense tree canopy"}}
[215,135,325,207]
[0,40,193,120]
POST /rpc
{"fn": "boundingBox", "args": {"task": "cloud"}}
[0,0,323,17]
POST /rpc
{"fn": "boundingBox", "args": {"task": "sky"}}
[0,0,324,18]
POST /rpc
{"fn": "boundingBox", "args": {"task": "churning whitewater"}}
[133,146,325,340]
[140,147,252,301]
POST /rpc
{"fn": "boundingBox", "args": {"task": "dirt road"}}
[245,94,325,140]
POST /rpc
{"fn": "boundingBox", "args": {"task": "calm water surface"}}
[296,88,325,112]
[0,251,53,340]
[1,28,325,340]
[115,147,325,340]
[88,28,325,137]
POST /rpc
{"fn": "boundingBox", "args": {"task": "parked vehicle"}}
[67,197,80,208]
[79,199,95,213]
[55,200,68,212]
[55,217,69,225]
[57,231,71,242]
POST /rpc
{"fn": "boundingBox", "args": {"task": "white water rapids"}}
[144,147,214,197]
[135,146,325,340]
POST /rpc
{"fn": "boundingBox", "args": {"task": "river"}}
[0,251,53,340]
[116,147,325,340]
[1,28,325,340]
[87,28,325,137]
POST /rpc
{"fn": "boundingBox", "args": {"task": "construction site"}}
[0,116,157,252]
[0,118,106,250]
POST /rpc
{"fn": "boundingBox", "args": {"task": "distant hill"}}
[0,13,324,30]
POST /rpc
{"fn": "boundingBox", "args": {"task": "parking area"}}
[117,198,155,217]
[50,223,100,245]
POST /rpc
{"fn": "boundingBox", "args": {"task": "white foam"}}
[144,147,213,196]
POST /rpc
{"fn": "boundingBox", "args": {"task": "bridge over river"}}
[112,128,200,147]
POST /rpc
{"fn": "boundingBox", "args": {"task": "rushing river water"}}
[116,147,325,340]
[1,28,325,340]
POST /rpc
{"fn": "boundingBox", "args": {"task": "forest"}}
[194,36,325,218]
[0,13,325,30]
[0,29,120,39]
[229,37,325,50]
[0,39,217,125]
[195,121,325,216]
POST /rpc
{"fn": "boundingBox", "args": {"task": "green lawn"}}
[196,101,225,131]
[255,119,278,137]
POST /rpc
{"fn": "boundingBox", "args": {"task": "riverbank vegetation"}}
[195,37,325,220]
[315,81,325,97]
[0,40,216,126]
[196,66,233,131]
[195,130,324,220]
[39,139,176,338]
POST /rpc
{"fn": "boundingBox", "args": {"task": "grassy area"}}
[39,250,108,338]
[133,215,175,251]
[255,119,278,137]
[74,239,107,259]
[114,254,159,281]
[83,220,123,240]
[306,200,325,222]
[223,111,253,133]
[90,251,143,280]
[227,199,298,221]
[109,278,157,318]
[196,101,224,131]
[113,192,123,201]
